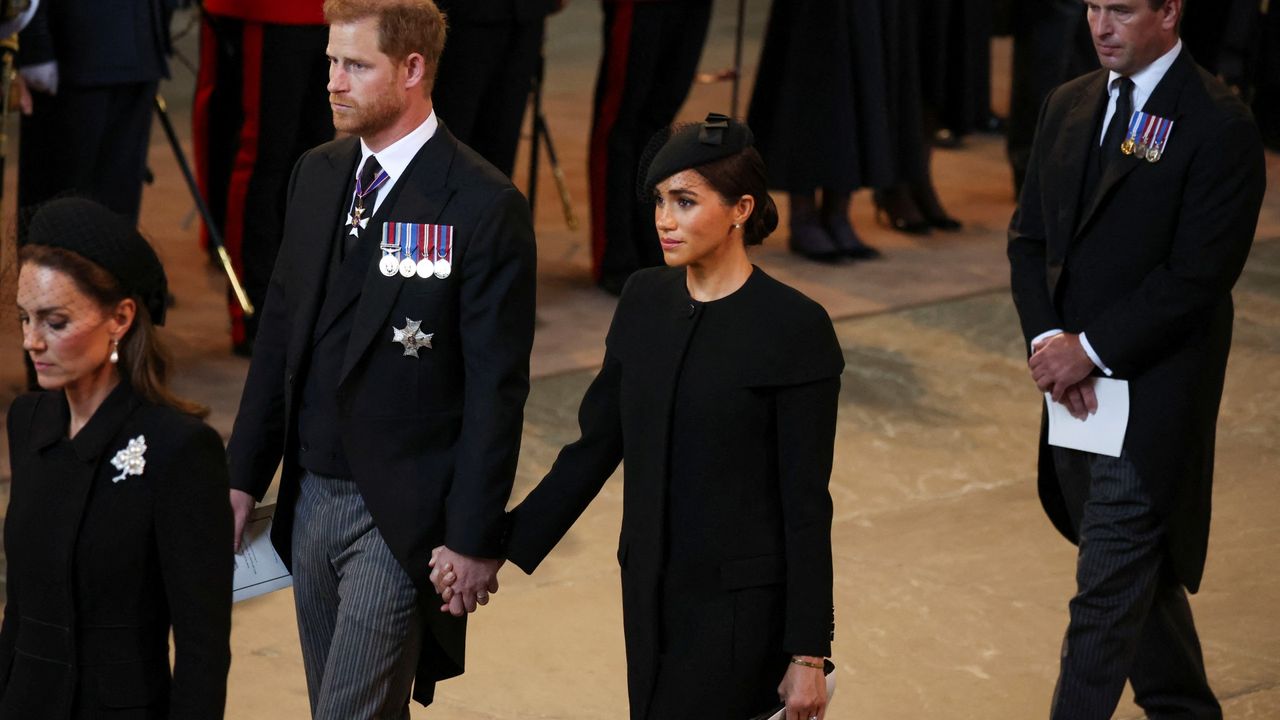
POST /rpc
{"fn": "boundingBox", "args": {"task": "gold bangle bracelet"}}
[790,657,824,670]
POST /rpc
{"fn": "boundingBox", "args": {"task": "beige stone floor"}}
[2,3,1280,718]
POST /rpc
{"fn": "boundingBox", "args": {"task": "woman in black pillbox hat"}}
[3,197,232,719]
[439,115,841,720]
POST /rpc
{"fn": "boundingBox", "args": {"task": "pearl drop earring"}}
[109,338,119,364]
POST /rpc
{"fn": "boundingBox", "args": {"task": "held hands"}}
[777,658,827,720]
[1029,333,1098,420]
[428,545,503,617]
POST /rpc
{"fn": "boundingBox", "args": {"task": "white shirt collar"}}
[1108,40,1182,110]
[358,110,438,182]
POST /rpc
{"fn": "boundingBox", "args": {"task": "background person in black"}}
[3,198,232,720]
[1008,0,1266,716]
[588,0,712,295]
[431,0,563,177]
[225,0,536,714]
[434,115,840,720]
[14,0,173,224]
[193,0,333,356]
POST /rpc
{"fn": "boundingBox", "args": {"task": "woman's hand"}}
[777,657,827,720]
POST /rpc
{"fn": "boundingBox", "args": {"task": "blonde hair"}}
[324,0,448,88]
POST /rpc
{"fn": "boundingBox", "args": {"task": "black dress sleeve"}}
[505,350,625,574]
[775,375,839,658]
[153,422,233,719]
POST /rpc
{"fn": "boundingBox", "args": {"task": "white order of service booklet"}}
[1045,377,1130,458]
[233,503,293,603]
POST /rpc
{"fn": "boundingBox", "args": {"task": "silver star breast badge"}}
[392,317,433,357]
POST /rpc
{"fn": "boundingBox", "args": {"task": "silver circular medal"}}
[434,258,451,279]
[399,258,417,278]
[416,258,433,278]
[379,255,400,277]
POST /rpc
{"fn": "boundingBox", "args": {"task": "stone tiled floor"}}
[2,3,1279,718]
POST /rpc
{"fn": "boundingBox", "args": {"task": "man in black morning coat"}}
[225,1,535,716]
[1008,0,1264,717]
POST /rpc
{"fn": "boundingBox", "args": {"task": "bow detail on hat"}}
[699,113,731,146]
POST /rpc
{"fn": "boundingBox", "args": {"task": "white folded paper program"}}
[1046,377,1130,458]
[233,503,293,603]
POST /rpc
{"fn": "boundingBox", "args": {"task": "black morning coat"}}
[225,123,536,706]
[505,267,843,719]
[1,383,233,719]
[1008,48,1266,592]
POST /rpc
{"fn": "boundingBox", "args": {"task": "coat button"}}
[686,303,696,318]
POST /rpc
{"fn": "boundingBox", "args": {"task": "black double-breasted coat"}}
[506,267,842,719]
[1008,49,1266,592]
[1,383,233,719]
[225,123,536,705]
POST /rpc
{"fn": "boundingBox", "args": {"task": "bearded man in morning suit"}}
[225,0,535,716]
[1008,0,1264,718]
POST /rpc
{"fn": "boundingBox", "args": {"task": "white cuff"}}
[1030,328,1063,352]
[19,61,58,95]
[1079,332,1113,376]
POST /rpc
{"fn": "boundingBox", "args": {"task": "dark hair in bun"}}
[692,147,779,246]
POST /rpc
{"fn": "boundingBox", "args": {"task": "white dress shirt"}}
[353,111,439,218]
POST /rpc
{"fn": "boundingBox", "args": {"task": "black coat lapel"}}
[1076,50,1194,237]
[339,126,459,386]
[1055,72,1109,251]
[286,140,361,367]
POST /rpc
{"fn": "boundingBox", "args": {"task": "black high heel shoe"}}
[788,220,844,263]
[873,187,930,235]
[911,183,962,232]
[825,216,881,260]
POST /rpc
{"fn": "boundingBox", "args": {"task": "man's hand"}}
[777,658,827,720]
[1028,332,1096,401]
[428,545,503,616]
[230,489,256,553]
[1059,378,1099,421]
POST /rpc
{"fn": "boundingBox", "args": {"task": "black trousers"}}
[18,80,157,224]
[432,18,545,178]
[1050,448,1221,720]
[588,0,711,288]
[194,15,333,349]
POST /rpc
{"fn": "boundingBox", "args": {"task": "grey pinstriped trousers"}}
[1049,448,1220,720]
[293,471,424,720]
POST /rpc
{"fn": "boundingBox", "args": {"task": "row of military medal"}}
[1121,111,1174,163]
[379,222,454,279]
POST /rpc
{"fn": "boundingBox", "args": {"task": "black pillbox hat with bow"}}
[27,197,171,326]
[641,112,755,194]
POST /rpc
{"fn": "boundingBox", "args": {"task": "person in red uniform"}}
[193,0,334,356]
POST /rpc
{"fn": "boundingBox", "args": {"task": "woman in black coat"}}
[2,198,232,719]
[437,115,841,720]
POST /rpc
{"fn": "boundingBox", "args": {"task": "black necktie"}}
[345,155,384,253]
[1101,77,1134,171]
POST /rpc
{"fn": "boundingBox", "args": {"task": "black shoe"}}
[911,183,962,232]
[873,188,931,236]
[825,216,881,260]
[788,221,843,263]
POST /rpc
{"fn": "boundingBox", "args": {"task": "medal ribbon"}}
[406,224,421,264]
[437,225,452,265]
[1153,117,1173,153]
[1123,109,1143,145]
